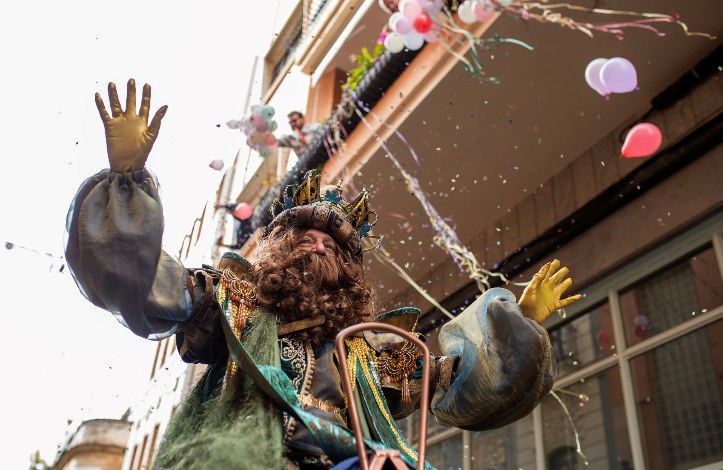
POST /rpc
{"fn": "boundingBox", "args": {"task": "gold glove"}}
[95,79,168,172]
[518,259,582,324]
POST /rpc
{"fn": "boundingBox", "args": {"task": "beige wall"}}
[54,419,130,470]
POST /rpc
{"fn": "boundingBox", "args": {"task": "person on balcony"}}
[66,79,581,469]
[277,110,324,156]
[378,0,399,14]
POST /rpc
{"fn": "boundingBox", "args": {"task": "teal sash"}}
[220,316,385,463]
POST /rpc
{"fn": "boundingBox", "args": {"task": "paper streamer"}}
[492,1,716,40]
[350,93,528,292]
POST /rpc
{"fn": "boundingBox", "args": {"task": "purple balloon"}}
[585,58,610,96]
[600,57,637,93]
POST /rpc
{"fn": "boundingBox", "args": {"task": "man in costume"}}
[66,79,581,469]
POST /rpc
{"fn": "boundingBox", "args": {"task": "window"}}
[472,415,535,469]
[542,368,631,469]
[416,214,723,469]
[630,319,723,469]
[549,302,616,378]
[147,423,161,468]
[619,245,723,346]
[136,434,148,470]
[426,433,463,470]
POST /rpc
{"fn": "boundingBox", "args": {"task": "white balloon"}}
[404,32,425,50]
[384,32,405,53]
[423,0,444,13]
[458,1,476,24]
[226,119,242,129]
[388,12,402,29]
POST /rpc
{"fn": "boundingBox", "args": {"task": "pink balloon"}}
[600,57,637,93]
[208,159,224,171]
[233,203,253,220]
[585,58,610,96]
[622,123,662,158]
[254,116,269,132]
[263,133,277,146]
[392,15,413,35]
[401,0,422,19]
[472,0,494,22]
[423,30,438,43]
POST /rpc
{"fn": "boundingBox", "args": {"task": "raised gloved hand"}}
[518,259,582,324]
[95,79,168,172]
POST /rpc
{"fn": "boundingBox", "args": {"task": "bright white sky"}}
[0,1,289,466]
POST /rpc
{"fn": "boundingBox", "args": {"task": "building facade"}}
[222,1,723,469]
[54,419,131,470]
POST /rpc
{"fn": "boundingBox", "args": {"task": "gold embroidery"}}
[219,268,256,380]
[345,338,417,460]
[298,392,347,415]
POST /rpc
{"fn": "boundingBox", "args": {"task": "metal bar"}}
[622,303,723,359]
[462,431,471,470]
[713,229,723,286]
[609,289,647,470]
[554,356,618,389]
[335,322,432,470]
[425,427,462,447]
[533,405,545,470]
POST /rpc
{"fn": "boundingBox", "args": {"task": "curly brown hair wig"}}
[253,226,374,346]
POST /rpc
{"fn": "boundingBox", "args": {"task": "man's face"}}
[294,228,337,258]
[384,0,399,13]
[288,113,305,131]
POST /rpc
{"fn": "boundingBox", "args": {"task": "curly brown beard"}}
[254,226,374,346]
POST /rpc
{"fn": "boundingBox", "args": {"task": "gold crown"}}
[273,170,377,236]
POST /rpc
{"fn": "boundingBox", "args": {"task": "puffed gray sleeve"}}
[431,287,555,430]
[65,168,194,339]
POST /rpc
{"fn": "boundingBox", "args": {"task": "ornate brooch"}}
[373,341,422,404]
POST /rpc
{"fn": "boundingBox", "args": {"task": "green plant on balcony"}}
[343,42,386,91]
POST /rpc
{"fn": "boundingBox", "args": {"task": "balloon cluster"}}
[384,0,444,52]
[583,58,661,158]
[227,104,279,158]
[585,57,638,97]
[457,0,496,24]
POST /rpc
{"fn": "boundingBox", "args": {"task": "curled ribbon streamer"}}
[350,96,528,291]
[436,8,487,77]
[431,8,535,80]
[494,1,716,40]
[550,391,589,465]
